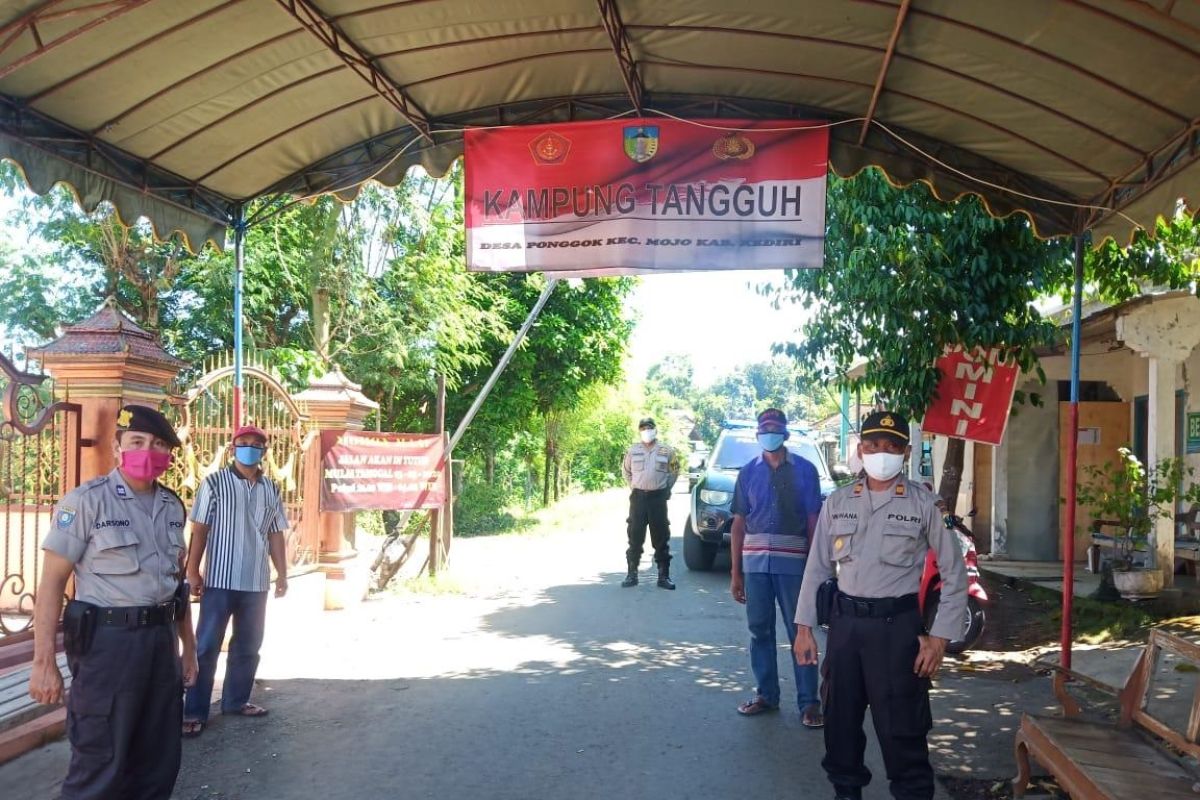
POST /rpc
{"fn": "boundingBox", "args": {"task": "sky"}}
[626,269,809,387]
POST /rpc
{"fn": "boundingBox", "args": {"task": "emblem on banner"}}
[712,132,755,160]
[623,126,659,163]
[529,132,571,165]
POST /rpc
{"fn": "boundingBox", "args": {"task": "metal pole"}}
[232,206,247,429]
[840,385,850,461]
[448,277,559,454]
[1061,234,1085,671]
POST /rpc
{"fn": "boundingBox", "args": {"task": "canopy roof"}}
[0,0,1196,249]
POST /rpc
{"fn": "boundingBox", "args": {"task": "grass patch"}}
[1022,583,1157,645]
[391,573,466,596]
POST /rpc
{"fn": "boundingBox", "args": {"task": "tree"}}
[769,169,1198,510]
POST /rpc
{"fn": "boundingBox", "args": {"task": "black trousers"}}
[62,623,182,800]
[626,488,671,567]
[821,603,934,800]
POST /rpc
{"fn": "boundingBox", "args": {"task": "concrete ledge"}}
[0,707,65,766]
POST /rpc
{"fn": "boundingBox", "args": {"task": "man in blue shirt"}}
[730,408,823,726]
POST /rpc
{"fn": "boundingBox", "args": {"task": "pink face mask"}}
[120,449,173,482]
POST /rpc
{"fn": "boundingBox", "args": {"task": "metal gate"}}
[0,354,81,637]
[164,353,318,572]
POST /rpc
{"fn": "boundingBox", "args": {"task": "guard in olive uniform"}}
[28,405,197,800]
[793,411,967,800]
[621,417,680,589]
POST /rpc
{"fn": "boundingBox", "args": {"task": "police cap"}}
[756,408,788,433]
[116,404,181,448]
[860,410,910,445]
[638,417,656,430]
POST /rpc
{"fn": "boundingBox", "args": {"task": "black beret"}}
[860,411,910,445]
[116,404,181,448]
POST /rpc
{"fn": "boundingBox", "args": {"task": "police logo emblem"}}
[895,484,906,496]
[881,415,896,428]
[117,408,133,428]
[835,537,845,551]
[712,132,755,160]
[853,483,864,496]
[623,126,659,163]
[529,131,571,165]
[57,507,76,528]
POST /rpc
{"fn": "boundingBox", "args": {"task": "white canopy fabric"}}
[0,0,1196,249]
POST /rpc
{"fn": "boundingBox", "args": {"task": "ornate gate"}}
[0,354,82,637]
[164,353,319,573]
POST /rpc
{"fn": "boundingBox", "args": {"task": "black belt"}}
[95,602,180,628]
[834,592,918,619]
[632,487,669,494]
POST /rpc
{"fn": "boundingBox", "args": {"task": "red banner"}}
[319,431,446,512]
[464,118,828,276]
[921,347,1020,446]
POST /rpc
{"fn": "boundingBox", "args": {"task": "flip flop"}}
[736,696,778,716]
[802,705,825,728]
[182,720,205,738]
[229,703,269,717]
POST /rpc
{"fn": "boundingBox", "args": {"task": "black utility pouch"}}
[62,599,97,659]
[173,580,189,619]
[816,578,838,628]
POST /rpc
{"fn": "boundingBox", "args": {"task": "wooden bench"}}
[1015,630,1200,799]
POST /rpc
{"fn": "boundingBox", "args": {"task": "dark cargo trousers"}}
[626,487,672,567]
[821,600,935,800]
[62,623,182,800]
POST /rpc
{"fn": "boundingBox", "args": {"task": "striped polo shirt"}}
[191,465,288,592]
[731,451,823,575]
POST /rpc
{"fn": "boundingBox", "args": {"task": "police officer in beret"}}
[793,411,967,800]
[621,417,680,589]
[29,404,198,800]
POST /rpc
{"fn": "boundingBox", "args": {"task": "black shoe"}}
[656,567,675,590]
[621,569,638,588]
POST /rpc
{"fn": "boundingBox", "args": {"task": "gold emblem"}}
[712,133,755,160]
[881,415,896,428]
[835,538,845,551]
[853,483,864,495]
[895,484,906,496]
[117,409,133,427]
[529,132,571,165]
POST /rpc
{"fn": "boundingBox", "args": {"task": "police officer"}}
[793,411,967,800]
[621,417,680,589]
[29,405,198,800]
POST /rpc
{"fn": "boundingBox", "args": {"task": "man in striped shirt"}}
[730,408,824,726]
[182,424,289,737]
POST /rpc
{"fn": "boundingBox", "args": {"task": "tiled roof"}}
[29,297,186,368]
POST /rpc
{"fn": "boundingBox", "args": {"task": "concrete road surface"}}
[3,489,953,800]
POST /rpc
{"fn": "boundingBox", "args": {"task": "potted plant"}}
[1076,447,1200,600]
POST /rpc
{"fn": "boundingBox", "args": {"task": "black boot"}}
[621,562,638,588]
[656,563,676,590]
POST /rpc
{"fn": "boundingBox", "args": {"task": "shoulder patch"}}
[56,507,76,528]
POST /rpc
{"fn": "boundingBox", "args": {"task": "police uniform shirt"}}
[622,441,680,491]
[43,468,187,607]
[795,475,968,641]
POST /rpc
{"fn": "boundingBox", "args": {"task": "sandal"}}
[182,720,205,738]
[229,703,269,717]
[802,705,825,728]
[736,696,778,716]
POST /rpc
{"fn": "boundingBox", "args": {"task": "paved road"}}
[5,489,960,799]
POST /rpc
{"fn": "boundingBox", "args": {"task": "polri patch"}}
[57,507,76,528]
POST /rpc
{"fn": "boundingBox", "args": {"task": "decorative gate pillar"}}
[28,297,185,483]
[294,368,378,609]
[1116,294,1200,587]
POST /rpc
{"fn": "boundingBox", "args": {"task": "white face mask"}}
[862,452,905,482]
[640,428,657,444]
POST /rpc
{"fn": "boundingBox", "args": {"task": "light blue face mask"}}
[757,432,787,452]
[234,445,265,467]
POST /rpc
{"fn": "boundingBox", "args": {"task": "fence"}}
[0,354,81,638]
[163,353,320,573]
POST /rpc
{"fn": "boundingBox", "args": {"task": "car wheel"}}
[683,517,717,571]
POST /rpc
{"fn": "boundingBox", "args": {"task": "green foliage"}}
[453,480,533,536]
[1075,447,1200,569]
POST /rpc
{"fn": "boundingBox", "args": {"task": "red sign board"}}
[320,431,446,512]
[921,348,1020,446]
[464,118,829,276]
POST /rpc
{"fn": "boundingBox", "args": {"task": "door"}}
[1059,402,1131,561]
[971,444,993,554]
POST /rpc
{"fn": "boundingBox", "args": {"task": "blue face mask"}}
[234,445,264,467]
[757,433,787,452]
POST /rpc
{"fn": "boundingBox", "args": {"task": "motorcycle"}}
[919,512,988,654]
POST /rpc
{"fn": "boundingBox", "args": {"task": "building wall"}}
[998,380,1061,560]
